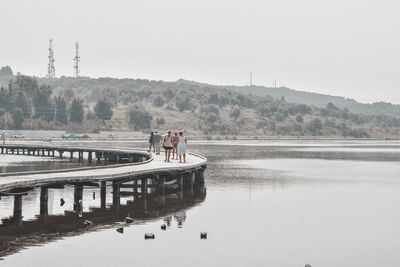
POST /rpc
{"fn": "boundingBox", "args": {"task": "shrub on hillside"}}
[127,104,152,130]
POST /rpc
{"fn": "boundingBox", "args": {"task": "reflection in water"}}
[0,180,206,259]
[1,140,400,267]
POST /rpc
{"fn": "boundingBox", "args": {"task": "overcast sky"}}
[1,0,399,104]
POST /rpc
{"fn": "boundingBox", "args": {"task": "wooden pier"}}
[0,144,207,224]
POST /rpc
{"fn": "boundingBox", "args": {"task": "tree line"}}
[0,75,113,129]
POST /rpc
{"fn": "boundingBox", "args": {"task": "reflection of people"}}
[75,200,83,217]
[174,210,186,228]
[164,216,172,227]
[177,131,187,163]
[1,132,6,144]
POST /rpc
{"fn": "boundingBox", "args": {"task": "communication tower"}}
[47,39,56,78]
[249,72,253,86]
[73,42,80,77]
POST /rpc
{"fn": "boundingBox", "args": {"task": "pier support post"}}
[88,152,92,163]
[177,174,184,200]
[13,195,23,225]
[158,175,165,207]
[141,178,148,199]
[40,187,49,219]
[195,169,205,186]
[96,152,101,163]
[73,186,83,213]
[59,150,63,159]
[184,172,195,199]
[112,181,120,212]
[100,181,106,209]
[132,179,138,194]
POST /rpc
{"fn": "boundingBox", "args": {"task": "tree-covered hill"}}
[0,73,399,138]
[176,79,400,118]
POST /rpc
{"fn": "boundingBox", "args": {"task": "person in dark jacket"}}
[148,132,155,152]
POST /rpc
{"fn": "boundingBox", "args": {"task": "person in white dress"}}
[177,131,187,163]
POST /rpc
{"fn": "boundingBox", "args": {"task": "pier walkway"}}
[0,144,207,191]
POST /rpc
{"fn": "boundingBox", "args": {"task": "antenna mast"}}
[73,41,80,77]
[47,39,55,78]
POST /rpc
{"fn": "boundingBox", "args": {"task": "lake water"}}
[1,140,400,267]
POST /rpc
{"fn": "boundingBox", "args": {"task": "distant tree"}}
[163,89,175,101]
[94,98,113,120]
[274,113,284,122]
[319,108,330,117]
[128,104,152,130]
[297,104,312,114]
[33,84,53,121]
[55,95,68,124]
[176,98,194,112]
[14,91,31,118]
[69,98,84,123]
[12,108,24,129]
[208,94,220,105]
[12,74,39,97]
[153,96,165,107]
[0,66,13,77]
[327,102,338,110]
[296,115,303,123]
[62,88,75,103]
[230,107,241,120]
[307,118,323,133]
[206,112,218,124]
[0,86,11,109]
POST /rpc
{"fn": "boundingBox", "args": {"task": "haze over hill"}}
[1,67,400,138]
[176,79,400,118]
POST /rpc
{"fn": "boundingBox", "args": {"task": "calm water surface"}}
[1,140,400,267]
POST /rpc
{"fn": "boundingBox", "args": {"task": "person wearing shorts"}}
[163,130,173,162]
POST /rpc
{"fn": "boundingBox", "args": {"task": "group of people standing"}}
[149,130,188,163]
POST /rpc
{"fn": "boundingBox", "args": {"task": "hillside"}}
[0,73,399,138]
[37,76,400,138]
[176,79,400,118]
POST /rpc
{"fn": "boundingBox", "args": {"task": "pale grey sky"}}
[1,0,399,104]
